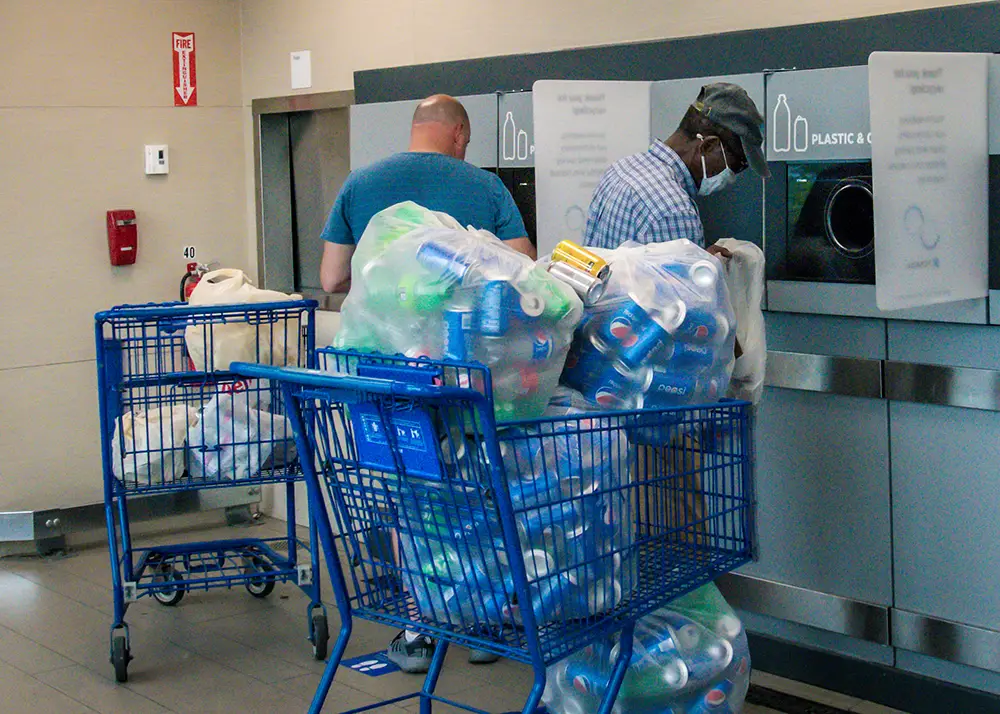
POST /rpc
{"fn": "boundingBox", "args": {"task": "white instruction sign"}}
[870,52,989,311]
[533,81,652,256]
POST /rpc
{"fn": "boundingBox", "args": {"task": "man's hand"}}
[504,237,537,260]
[706,243,732,259]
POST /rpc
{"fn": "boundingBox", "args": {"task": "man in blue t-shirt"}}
[319,94,535,292]
[319,94,532,673]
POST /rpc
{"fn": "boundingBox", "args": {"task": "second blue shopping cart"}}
[231,348,755,714]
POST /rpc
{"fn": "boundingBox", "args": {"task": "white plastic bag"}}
[184,269,301,371]
[186,391,292,481]
[112,405,199,485]
[715,239,766,404]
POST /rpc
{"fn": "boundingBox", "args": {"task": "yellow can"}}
[552,240,610,281]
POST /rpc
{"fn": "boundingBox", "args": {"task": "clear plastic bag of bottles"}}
[334,202,583,421]
[554,240,737,414]
[497,391,635,626]
[542,583,751,714]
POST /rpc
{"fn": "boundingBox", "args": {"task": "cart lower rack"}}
[234,349,755,714]
[95,300,328,682]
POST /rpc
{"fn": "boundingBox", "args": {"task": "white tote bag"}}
[184,269,302,371]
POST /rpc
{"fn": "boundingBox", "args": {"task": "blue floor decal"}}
[341,651,401,677]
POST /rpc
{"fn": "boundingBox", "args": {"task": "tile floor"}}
[0,518,908,714]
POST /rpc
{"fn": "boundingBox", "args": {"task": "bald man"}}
[320,94,535,292]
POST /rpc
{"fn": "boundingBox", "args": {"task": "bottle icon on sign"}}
[793,115,808,152]
[773,94,791,153]
[517,130,528,160]
[502,112,516,161]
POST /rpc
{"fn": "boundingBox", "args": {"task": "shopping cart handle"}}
[229,362,491,404]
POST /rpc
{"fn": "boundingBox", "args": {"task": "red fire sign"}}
[172,32,197,106]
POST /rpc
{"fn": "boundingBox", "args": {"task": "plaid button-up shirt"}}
[583,141,704,250]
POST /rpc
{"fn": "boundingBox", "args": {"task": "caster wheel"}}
[152,568,186,607]
[311,612,329,660]
[245,560,276,598]
[111,634,130,683]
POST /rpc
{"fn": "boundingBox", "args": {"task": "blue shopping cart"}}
[232,348,755,714]
[95,300,328,683]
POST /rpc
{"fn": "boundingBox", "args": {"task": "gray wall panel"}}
[765,312,886,359]
[897,650,1000,697]
[499,91,533,168]
[767,281,988,324]
[888,321,1000,370]
[350,94,498,170]
[741,388,892,604]
[765,66,869,162]
[891,401,1000,631]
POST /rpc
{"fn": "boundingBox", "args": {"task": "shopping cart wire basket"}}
[232,348,755,714]
[95,300,329,683]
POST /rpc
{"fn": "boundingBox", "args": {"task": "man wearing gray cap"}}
[584,82,769,253]
[584,83,768,567]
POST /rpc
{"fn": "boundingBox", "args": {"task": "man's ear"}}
[697,134,720,156]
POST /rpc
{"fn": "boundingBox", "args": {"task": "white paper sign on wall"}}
[533,81,652,256]
[870,51,989,311]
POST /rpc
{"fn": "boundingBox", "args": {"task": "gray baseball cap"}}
[693,83,770,178]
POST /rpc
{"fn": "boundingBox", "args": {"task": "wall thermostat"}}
[145,145,169,175]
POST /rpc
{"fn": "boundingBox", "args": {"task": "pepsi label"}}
[593,297,652,351]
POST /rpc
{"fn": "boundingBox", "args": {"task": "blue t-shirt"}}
[321,152,528,245]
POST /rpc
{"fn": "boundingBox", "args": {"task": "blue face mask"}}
[697,135,737,196]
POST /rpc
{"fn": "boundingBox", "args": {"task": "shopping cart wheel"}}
[311,611,329,660]
[111,633,130,683]
[244,560,276,598]
[151,568,186,607]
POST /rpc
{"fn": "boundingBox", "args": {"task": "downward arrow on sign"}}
[176,44,193,103]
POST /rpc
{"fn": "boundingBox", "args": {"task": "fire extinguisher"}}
[179,262,207,372]
[180,262,206,302]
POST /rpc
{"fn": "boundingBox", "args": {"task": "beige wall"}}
[239,0,979,100]
[0,0,247,511]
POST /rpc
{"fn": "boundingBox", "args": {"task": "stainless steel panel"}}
[767,280,988,324]
[719,573,890,643]
[885,361,1000,411]
[0,487,259,544]
[257,113,294,293]
[765,350,882,398]
[0,511,33,541]
[744,388,892,605]
[252,90,354,116]
[894,610,1000,674]
[990,56,1000,155]
[289,109,350,291]
[738,609,894,666]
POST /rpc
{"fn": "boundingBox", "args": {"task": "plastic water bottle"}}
[772,93,791,153]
